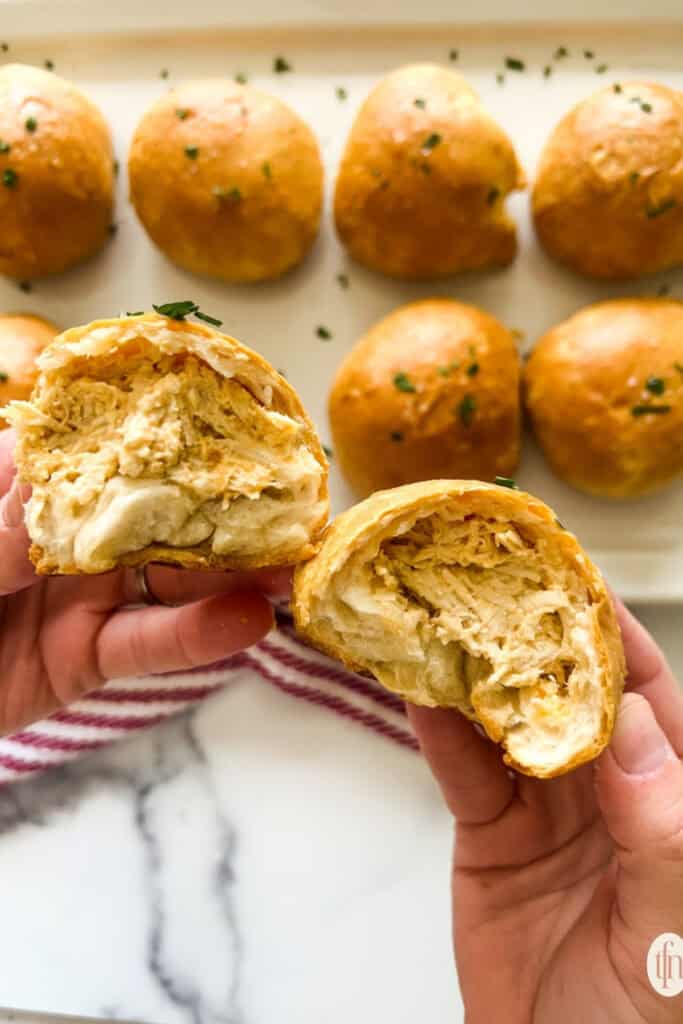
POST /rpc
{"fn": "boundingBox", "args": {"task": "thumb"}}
[0,478,36,595]
[596,692,683,940]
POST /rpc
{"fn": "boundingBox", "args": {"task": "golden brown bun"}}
[129,79,323,283]
[0,64,114,280]
[524,298,683,498]
[3,313,329,574]
[294,479,625,778]
[333,64,525,279]
[0,314,59,426]
[533,81,683,279]
[329,298,520,496]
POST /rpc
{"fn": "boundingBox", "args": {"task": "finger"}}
[407,705,515,826]
[0,428,17,497]
[121,564,293,606]
[615,599,683,756]
[596,693,683,941]
[0,478,35,595]
[96,590,274,680]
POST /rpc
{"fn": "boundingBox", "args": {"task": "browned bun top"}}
[524,297,683,497]
[0,313,59,423]
[334,63,525,279]
[329,298,520,497]
[0,63,114,279]
[533,81,683,279]
[128,78,324,283]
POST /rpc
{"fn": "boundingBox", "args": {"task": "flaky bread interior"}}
[4,314,329,574]
[293,481,624,778]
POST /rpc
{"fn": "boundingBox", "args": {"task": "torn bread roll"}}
[4,313,329,574]
[293,480,624,778]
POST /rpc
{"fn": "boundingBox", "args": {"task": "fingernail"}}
[1,480,28,529]
[611,694,673,775]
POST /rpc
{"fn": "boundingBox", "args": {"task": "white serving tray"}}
[0,5,682,601]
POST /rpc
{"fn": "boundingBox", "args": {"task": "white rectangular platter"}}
[1,4,683,601]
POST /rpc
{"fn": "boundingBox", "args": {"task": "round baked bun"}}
[0,63,114,280]
[533,81,683,279]
[129,79,324,283]
[3,312,329,574]
[329,299,520,497]
[333,64,525,279]
[0,314,59,426]
[294,480,625,778]
[524,298,683,498]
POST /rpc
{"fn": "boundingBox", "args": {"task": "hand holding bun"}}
[524,298,683,498]
[533,81,683,279]
[129,79,323,282]
[0,64,114,279]
[329,299,520,496]
[294,480,625,778]
[0,314,59,425]
[4,313,329,574]
[334,64,525,279]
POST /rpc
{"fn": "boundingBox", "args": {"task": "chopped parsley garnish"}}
[336,86,347,101]
[613,83,622,93]
[422,132,442,152]
[466,362,480,377]
[175,108,190,120]
[494,476,518,489]
[583,49,594,59]
[0,141,10,154]
[160,68,169,79]
[641,101,653,113]
[496,72,505,85]
[2,168,18,188]
[390,430,404,442]
[316,325,332,340]
[261,161,272,179]
[322,445,333,458]
[657,284,671,296]
[414,97,426,108]
[554,46,569,59]
[184,145,199,159]
[393,371,416,393]
[646,376,666,395]
[487,187,500,205]
[449,49,459,61]
[152,301,222,327]
[629,171,640,185]
[596,63,608,74]
[336,273,349,289]
[25,117,37,132]
[214,185,242,203]
[543,65,552,78]
[44,59,54,71]
[126,310,144,316]
[631,404,671,416]
[18,281,31,293]
[0,371,9,383]
[234,72,248,84]
[646,198,676,219]
[505,57,525,72]
[437,361,459,377]
[274,56,292,73]
[458,394,477,427]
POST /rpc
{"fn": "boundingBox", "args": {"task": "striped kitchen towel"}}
[0,609,418,784]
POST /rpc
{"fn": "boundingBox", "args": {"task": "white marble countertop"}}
[0,603,678,1023]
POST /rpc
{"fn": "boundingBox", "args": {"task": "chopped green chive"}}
[466,362,480,377]
[2,168,18,188]
[44,59,54,71]
[152,301,221,327]
[175,108,190,120]
[422,132,442,152]
[486,187,500,205]
[394,371,416,393]
[274,56,292,73]
[214,185,242,203]
[316,325,332,340]
[505,57,525,72]
[25,116,37,133]
[195,310,223,327]
[596,63,608,74]
[554,46,569,59]
[322,445,333,458]
[458,394,477,427]
[583,49,594,59]
[113,159,120,176]
[335,86,347,101]
[613,83,622,93]
[234,72,248,84]
[543,65,552,78]
[646,198,676,219]
[494,476,518,489]
[449,49,459,61]
[641,101,653,113]
[555,517,566,530]
[336,273,349,289]
[0,140,10,154]
[414,97,426,108]
[184,145,199,159]
[437,361,459,377]
[126,311,144,316]
[631,404,671,416]
[0,371,9,383]
[629,171,640,185]
[261,161,272,179]
[645,376,666,395]
[160,68,169,79]
[390,430,404,442]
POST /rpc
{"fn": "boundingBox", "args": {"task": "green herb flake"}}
[629,171,640,185]
[505,57,525,72]
[234,72,248,84]
[437,361,459,377]
[18,281,31,293]
[393,371,416,393]
[486,187,500,205]
[213,185,242,203]
[153,301,198,319]
[316,325,332,340]
[583,49,595,59]
[0,140,10,154]
[175,108,190,120]
[414,97,426,108]
[494,476,518,489]
[322,445,333,459]
[466,362,480,377]
[554,46,569,59]
[421,132,442,152]
[336,273,349,289]
[646,198,676,219]
[613,83,622,93]
[631,404,671,416]
[543,65,552,78]
[126,310,144,316]
[113,159,120,176]
[646,376,666,395]
[496,72,505,85]
[195,310,223,327]
[596,63,608,74]
[24,116,37,133]
[641,101,653,113]
[335,86,347,101]
[449,49,459,61]
[2,168,18,189]
[274,56,292,73]
[160,68,169,79]
[261,161,272,179]
[44,59,54,71]
[0,371,9,383]
[457,394,477,427]
[184,145,199,159]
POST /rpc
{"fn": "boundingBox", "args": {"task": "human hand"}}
[0,429,289,736]
[408,599,683,1023]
